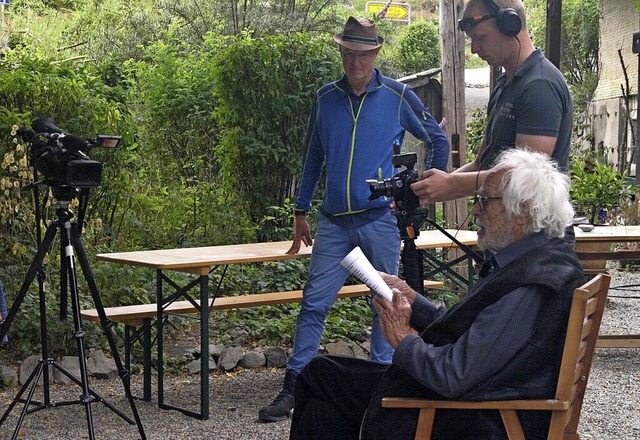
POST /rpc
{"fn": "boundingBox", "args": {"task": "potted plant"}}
[569,157,634,271]
[569,157,633,225]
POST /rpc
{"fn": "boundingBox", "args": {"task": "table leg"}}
[199,274,209,420]
[154,269,213,419]
[156,269,165,407]
[422,251,473,290]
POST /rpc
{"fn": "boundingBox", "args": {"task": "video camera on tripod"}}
[367,151,429,293]
[1,119,147,438]
[18,118,121,190]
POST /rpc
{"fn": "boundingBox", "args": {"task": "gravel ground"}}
[0,270,638,439]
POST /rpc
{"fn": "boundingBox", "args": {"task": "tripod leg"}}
[70,222,147,440]
[0,222,60,432]
[0,359,44,426]
[7,362,46,440]
[36,267,53,407]
[402,238,425,295]
[59,218,96,440]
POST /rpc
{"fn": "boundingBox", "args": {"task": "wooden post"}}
[439,0,468,230]
[545,0,562,68]
[439,0,469,288]
[636,25,640,185]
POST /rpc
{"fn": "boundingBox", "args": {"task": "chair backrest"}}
[549,273,610,439]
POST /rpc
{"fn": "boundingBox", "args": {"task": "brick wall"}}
[586,0,639,172]
[593,0,639,101]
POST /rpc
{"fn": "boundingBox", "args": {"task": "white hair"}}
[491,148,574,238]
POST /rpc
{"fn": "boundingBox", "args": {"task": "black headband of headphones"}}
[457,0,522,37]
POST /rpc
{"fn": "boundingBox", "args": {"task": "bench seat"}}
[81,280,445,327]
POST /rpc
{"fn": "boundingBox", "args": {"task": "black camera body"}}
[19,119,120,190]
[29,140,103,189]
[368,151,429,241]
[367,152,420,213]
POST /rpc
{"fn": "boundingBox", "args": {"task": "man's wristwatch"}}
[294,208,308,217]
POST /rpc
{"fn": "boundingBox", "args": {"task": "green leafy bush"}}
[569,157,634,224]
[212,32,341,222]
[465,107,486,163]
[389,19,441,77]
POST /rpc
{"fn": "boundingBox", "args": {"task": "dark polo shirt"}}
[479,49,573,172]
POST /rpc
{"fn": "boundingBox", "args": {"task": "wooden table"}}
[574,225,640,243]
[573,226,640,349]
[96,229,478,420]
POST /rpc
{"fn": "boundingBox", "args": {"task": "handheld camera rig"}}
[368,151,484,294]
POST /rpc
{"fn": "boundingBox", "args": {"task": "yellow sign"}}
[366,2,410,20]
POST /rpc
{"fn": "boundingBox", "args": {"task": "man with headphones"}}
[411,0,573,204]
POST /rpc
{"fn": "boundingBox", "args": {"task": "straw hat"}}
[333,16,384,51]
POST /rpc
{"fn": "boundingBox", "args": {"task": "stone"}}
[19,355,52,386]
[218,346,244,371]
[232,336,248,347]
[325,341,354,357]
[54,356,82,385]
[351,342,368,360]
[238,351,266,369]
[193,343,225,360]
[0,365,18,387]
[264,346,287,368]
[208,343,225,361]
[361,340,371,356]
[86,350,118,380]
[165,345,193,358]
[187,358,217,375]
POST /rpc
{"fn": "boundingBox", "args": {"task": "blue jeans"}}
[287,210,401,374]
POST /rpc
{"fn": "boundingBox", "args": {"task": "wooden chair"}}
[382,273,611,440]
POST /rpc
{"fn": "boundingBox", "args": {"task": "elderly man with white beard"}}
[289,148,585,440]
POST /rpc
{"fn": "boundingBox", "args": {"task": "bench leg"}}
[125,320,153,402]
[142,318,152,401]
[124,324,132,388]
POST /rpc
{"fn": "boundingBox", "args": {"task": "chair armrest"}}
[381,397,569,411]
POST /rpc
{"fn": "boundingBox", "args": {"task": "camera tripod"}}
[0,190,146,439]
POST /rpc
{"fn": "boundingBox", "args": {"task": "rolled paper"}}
[340,247,393,301]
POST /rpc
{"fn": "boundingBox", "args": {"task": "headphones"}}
[484,0,522,37]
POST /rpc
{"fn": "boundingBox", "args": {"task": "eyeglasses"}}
[458,15,497,32]
[341,50,377,60]
[473,194,502,211]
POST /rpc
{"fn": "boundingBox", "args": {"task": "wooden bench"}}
[81,280,444,402]
[81,280,444,326]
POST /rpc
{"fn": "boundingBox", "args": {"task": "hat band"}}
[341,34,379,46]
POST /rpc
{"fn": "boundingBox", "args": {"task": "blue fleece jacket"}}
[294,69,449,216]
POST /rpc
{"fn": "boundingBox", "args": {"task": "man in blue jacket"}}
[259,16,449,423]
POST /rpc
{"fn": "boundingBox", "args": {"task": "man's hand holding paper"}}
[373,288,415,348]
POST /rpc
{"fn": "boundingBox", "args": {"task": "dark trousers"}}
[289,355,388,440]
[288,355,508,440]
